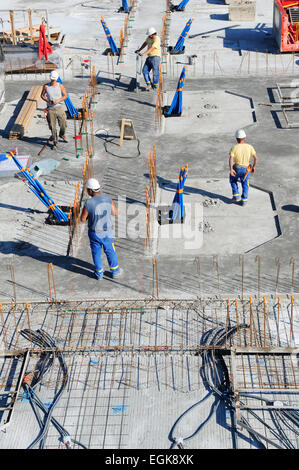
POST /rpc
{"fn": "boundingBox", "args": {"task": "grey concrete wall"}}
[229,2,256,21]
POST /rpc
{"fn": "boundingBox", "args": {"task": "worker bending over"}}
[41,71,68,148]
[135,27,161,91]
[80,178,121,280]
[229,129,258,206]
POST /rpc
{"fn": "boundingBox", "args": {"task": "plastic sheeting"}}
[2,45,62,72]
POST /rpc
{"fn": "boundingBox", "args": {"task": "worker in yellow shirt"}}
[135,27,161,91]
[229,129,258,206]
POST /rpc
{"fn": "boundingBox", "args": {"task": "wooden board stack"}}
[9,85,42,140]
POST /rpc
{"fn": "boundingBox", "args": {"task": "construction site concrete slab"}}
[154,178,278,256]
[162,89,255,136]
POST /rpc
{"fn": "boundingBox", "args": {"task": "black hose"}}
[20,329,87,449]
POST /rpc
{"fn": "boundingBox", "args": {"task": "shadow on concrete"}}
[281,204,299,213]
[267,86,277,104]
[0,203,44,213]
[156,176,233,204]
[0,240,95,278]
[98,76,136,92]
[128,97,156,108]
[210,13,229,21]
[0,91,29,138]
[207,0,225,3]
[270,110,284,129]
[224,25,277,53]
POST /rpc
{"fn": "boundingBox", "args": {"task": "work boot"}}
[145,85,152,92]
[60,135,69,143]
[111,268,122,279]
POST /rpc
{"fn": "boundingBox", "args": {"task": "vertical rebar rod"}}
[255,256,260,301]
[50,263,57,307]
[277,296,280,346]
[290,257,295,292]
[0,303,7,350]
[263,296,267,348]
[249,296,253,346]
[225,298,230,347]
[275,257,280,293]
[290,295,294,346]
[239,254,244,301]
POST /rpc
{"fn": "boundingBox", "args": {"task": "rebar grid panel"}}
[231,351,299,392]
[0,296,298,357]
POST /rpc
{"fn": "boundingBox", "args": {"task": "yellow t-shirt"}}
[146,35,161,57]
[230,143,256,167]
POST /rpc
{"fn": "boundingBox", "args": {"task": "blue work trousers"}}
[142,56,161,88]
[229,166,250,204]
[88,230,120,279]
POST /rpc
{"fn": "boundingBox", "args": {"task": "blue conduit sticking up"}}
[167,65,187,116]
[100,16,119,54]
[175,0,190,11]
[122,0,130,13]
[5,151,69,222]
[170,164,188,223]
[57,77,79,118]
[173,18,194,52]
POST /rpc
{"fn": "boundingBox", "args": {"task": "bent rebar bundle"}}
[4,151,69,222]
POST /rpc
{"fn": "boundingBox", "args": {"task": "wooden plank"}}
[9,85,42,139]
[9,10,16,45]
[28,10,34,44]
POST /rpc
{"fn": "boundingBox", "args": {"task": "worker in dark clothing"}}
[80,178,120,280]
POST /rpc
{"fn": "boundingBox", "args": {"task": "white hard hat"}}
[50,70,59,80]
[85,178,101,191]
[146,27,157,36]
[235,129,246,139]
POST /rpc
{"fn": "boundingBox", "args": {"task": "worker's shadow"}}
[0,241,95,279]
[154,175,233,204]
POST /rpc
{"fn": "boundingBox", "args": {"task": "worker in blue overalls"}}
[80,178,120,279]
[229,129,258,206]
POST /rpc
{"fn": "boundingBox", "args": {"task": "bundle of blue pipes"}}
[57,77,79,118]
[173,18,194,52]
[167,65,187,116]
[122,0,130,13]
[170,164,188,222]
[100,16,119,55]
[3,151,69,222]
[175,0,190,11]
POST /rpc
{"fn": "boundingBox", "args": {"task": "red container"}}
[273,0,299,51]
